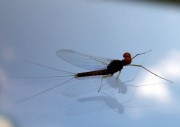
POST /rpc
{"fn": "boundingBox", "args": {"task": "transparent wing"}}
[56,49,113,70]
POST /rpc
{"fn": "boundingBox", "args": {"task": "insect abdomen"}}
[75,69,109,78]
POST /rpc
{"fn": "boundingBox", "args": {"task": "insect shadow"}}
[53,94,129,116]
[72,94,161,116]
[76,95,127,114]
[62,74,138,97]
[105,76,133,94]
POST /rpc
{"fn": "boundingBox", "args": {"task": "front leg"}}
[129,64,173,83]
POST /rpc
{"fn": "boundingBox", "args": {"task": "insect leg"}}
[116,71,121,80]
[116,71,121,93]
[98,78,104,93]
[98,75,111,92]
[129,64,173,83]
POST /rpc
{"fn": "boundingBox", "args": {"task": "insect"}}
[56,49,172,91]
[13,49,173,102]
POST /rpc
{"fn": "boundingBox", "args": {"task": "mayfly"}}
[56,49,172,85]
[13,49,173,102]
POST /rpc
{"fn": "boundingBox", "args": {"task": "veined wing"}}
[56,49,112,71]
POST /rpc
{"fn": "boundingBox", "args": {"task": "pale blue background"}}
[1,0,180,127]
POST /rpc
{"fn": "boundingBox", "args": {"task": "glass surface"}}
[0,0,180,127]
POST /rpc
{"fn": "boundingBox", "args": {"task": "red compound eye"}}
[123,52,131,58]
[124,57,132,64]
[123,52,132,65]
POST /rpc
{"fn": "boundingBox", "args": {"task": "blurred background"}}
[0,0,180,127]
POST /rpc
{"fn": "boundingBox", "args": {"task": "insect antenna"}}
[132,49,152,59]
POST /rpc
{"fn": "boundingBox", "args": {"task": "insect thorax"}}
[107,60,123,75]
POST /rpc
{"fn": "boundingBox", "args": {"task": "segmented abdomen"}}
[75,69,109,78]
